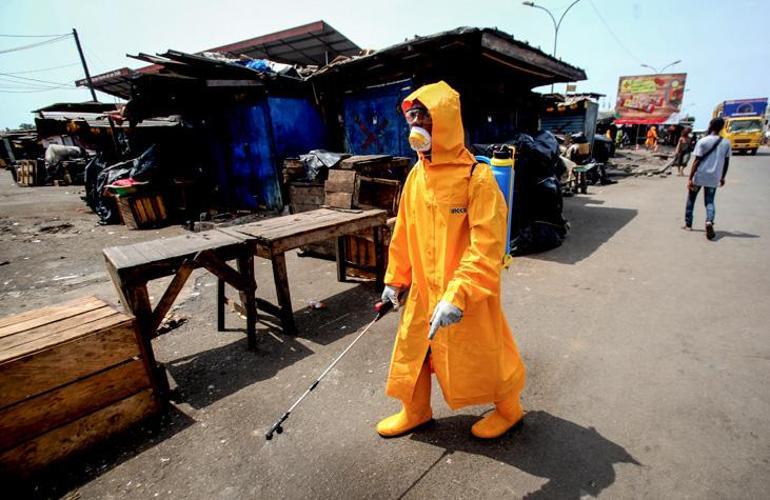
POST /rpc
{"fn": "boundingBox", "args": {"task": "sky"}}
[1,0,768,130]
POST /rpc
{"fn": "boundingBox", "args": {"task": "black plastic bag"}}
[130,144,160,181]
[300,149,345,182]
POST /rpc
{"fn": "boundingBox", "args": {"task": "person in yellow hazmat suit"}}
[377,81,526,439]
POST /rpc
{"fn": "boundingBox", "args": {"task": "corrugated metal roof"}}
[76,20,359,98]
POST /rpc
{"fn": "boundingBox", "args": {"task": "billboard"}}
[614,73,687,125]
[721,98,767,118]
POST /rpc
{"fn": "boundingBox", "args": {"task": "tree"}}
[17,123,35,130]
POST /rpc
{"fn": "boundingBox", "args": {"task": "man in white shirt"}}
[684,118,731,240]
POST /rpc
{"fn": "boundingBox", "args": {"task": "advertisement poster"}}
[614,73,687,124]
[721,98,768,118]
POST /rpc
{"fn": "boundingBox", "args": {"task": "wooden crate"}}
[116,193,168,229]
[356,176,402,217]
[344,217,396,280]
[324,169,358,209]
[15,160,42,187]
[0,296,160,475]
[289,182,325,214]
[340,155,411,180]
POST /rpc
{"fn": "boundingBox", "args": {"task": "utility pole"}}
[72,28,97,102]
[72,28,120,154]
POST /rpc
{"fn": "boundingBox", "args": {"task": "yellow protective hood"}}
[402,81,475,165]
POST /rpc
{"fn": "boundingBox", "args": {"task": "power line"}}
[1,62,80,75]
[0,33,70,38]
[0,86,81,93]
[587,0,643,65]
[0,34,71,56]
[0,72,75,86]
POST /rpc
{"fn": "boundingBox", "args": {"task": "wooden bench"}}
[103,228,258,355]
[102,208,388,350]
[218,208,388,335]
[0,296,160,475]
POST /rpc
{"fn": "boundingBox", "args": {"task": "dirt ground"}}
[3,148,770,499]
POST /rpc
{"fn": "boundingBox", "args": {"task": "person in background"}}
[645,125,658,151]
[684,118,731,240]
[378,81,526,440]
[615,127,625,149]
[674,128,692,176]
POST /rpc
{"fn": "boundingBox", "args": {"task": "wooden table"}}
[220,208,388,335]
[103,208,388,366]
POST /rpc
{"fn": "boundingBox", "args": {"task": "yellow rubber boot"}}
[470,394,524,439]
[377,361,432,437]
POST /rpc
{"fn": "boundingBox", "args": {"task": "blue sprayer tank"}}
[490,148,515,255]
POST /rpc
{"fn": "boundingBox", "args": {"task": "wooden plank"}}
[105,230,244,272]
[0,389,159,474]
[0,325,140,407]
[230,208,387,243]
[0,359,150,450]
[340,155,392,169]
[271,213,388,254]
[325,169,358,192]
[0,306,122,353]
[197,250,250,292]
[0,296,104,331]
[325,192,354,209]
[150,258,195,333]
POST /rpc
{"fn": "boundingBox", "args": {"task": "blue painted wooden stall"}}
[342,79,414,158]
[209,96,326,211]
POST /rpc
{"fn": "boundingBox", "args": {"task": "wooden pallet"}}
[0,296,161,475]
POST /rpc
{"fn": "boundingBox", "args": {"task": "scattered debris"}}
[157,314,188,335]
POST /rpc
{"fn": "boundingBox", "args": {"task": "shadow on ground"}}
[10,406,196,499]
[406,411,639,499]
[166,283,380,409]
[528,196,638,265]
[690,228,760,241]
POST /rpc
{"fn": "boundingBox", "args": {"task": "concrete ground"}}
[3,149,770,499]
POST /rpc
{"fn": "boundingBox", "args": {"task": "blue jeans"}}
[685,185,716,227]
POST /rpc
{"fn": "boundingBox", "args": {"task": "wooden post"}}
[217,278,225,332]
[122,283,169,403]
[373,226,385,291]
[236,254,257,350]
[335,236,347,282]
[271,252,296,335]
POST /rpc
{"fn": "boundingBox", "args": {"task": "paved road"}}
[15,149,770,499]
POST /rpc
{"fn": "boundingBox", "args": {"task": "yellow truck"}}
[713,98,767,155]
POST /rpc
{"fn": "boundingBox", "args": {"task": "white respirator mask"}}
[408,126,432,153]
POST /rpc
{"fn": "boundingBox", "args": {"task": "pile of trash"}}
[609,148,673,176]
[474,130,569,256]
[83,144,164,224]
